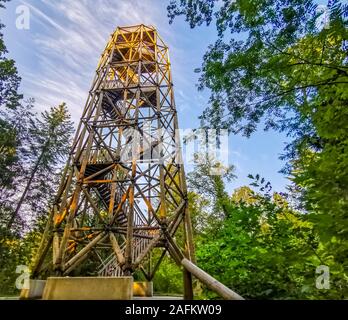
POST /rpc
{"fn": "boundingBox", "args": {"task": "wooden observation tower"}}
[31,25,242,300]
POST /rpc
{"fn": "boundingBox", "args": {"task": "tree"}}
[0,118,17,187]
[187,153,236,220]
[0,0,22,109]
[0,0,23,192]
[0,1,76,296]
[168,0,347,141]
[7,103,74,229]
[291,77,348,296]
[0,223,41,296]
[0,99,36,190]
[0,103,73,295]
[196,186,328,299]
[187,157,347,298]
[0,100,37,237]
[168,0,348,298]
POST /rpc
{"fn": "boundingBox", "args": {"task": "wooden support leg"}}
[181,258,244,300]
[31,235,53,278]
[31,208,55,277]
[183,269,194,300]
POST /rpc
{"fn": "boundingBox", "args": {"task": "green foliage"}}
[168,0,348,299]
[153,253,184,295]
[187,153,236,219]
[0,0,24,192]
[0,118,17,187]
[0,226,42,296]
[29,103,74,167]
[197,188,323,299]
[0,99,36,191]
[168,0,347,156]
[187,191,211,235]
[0,102,74,294]
[0,0,22,109]
[24,103,74,216]
[292,79,348,293]
[186,160,347,299]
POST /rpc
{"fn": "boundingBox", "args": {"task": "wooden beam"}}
[31,207,55,276]
[109,232,125,266]
[183,269,193,300]
[133,234,161,269]
[64,232,106,272]
[181,258,244,300]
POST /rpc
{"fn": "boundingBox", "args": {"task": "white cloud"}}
[21,0,66,32]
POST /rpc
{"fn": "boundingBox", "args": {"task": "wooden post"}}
[109,232,125,266]
[181,258,244,300]
[133,234,161,269]
[124,160,136,274]
[52,232,60,265]
[182,206,194,300]
[31,208,54,276]
[183,269,194,300]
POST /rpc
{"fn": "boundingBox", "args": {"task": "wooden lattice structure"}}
[32,25,243,300]
[32,24,196,297]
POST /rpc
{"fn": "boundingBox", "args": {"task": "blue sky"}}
[3,0,292,193]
